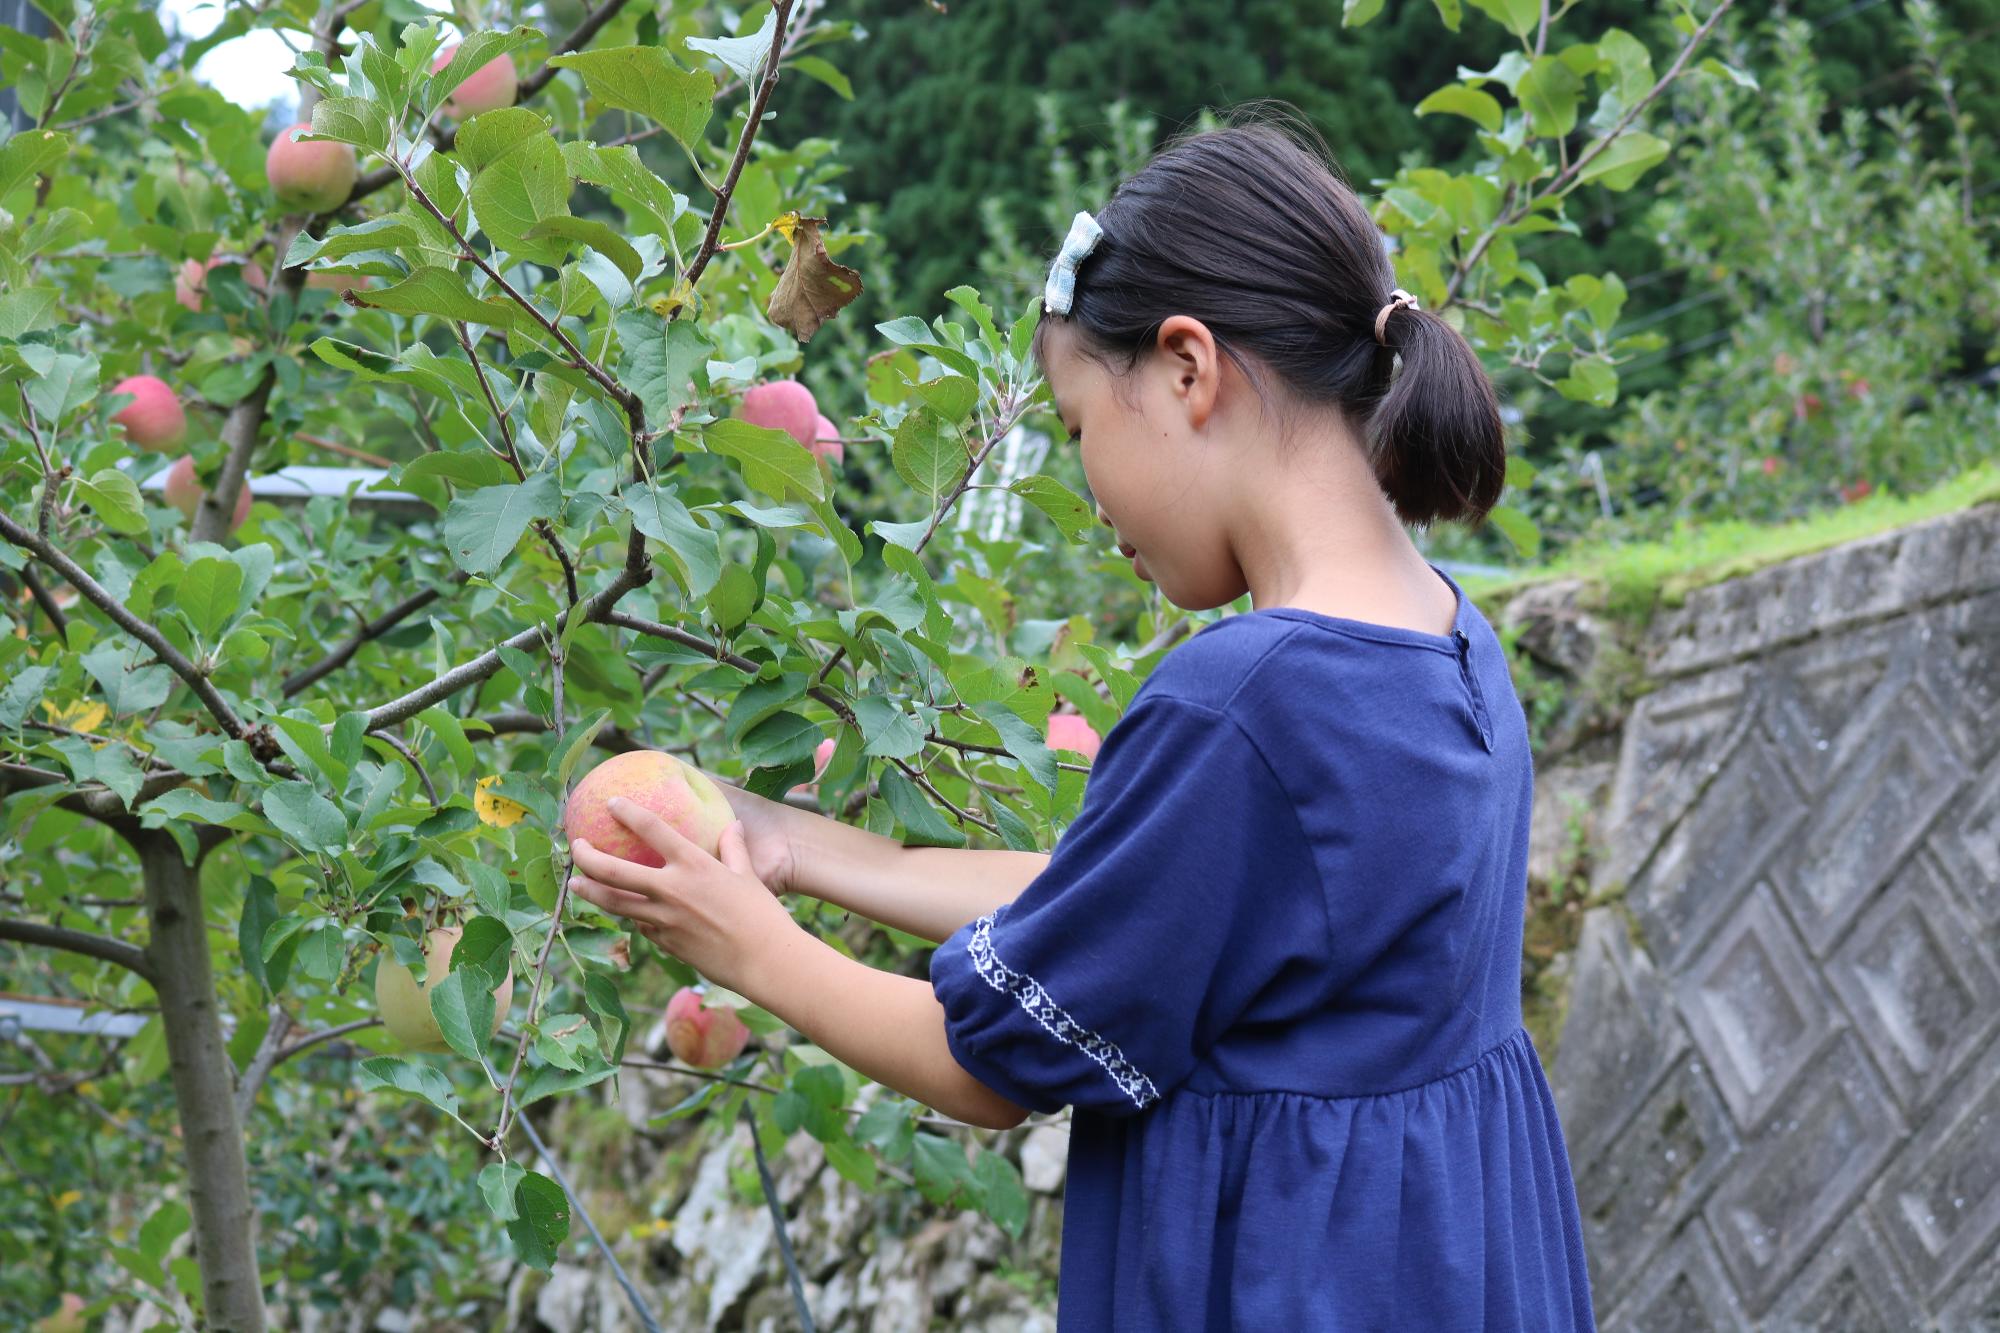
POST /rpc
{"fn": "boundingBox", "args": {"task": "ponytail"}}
[1367,303,1507,528]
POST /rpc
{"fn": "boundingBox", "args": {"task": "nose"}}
[1096,505,1114,530]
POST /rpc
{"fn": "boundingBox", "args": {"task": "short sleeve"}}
[929,695,1324,1118]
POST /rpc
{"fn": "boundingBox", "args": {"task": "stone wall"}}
[1546,502,2000,1330]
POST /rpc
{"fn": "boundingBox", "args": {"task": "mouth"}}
[1116,541,1136,559]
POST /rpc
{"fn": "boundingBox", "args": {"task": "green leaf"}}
[550,710,613,788]
[879,767,966,848]
[507,1173,570,1270]
[700,419,826,503]
[790,54,853,100]
[0,667,55,729]
[978,701,1058,795]
[852,695,925,760]
[892,407,967,498]
[283,213,428,267]
[616,311,709,425]
[74,468,146,535]
[1485,504,1542,559]
[1554,356,1619,407]
[81,643,171,715]
[1430,0,1462,31]
[621,480,721,597]
[1415,84,1504,134]
[561,142,687,240]
[1516,55,1585,138]
[349,266,516,328]
[1342,0,1385,26]
[442,473,560,575]
[1466,0,1539,37]
[705,562,758,632]
[685,8,776,83]
[1574,132,1671,192]
[308,96,390,154]
[459,109,571,263]
[1698,56,1758,92]
[524,216,644,282]
[478,1161,526,1221]
[427,27,538,110]
[738,710,825,769]
[358,1056,462,1115]
[0,287,59,339]
[177,557,243,641]
[1007,474,1094,542]
[262,780,350,854]
[0,128,68,202]
[974,1148,1029,1238]
[429,967,497,1064]
[911,1131,975,1205]
[547,47,715,156]
[26,351,97,422]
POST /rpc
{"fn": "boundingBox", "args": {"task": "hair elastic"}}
[1374,288,1419,346]
[1044,210,1104,317]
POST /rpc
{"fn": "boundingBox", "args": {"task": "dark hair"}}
[1031,103,1506,529]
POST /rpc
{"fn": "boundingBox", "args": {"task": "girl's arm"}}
[709,773,1050,944]
[745,927,1033,1131]
[791,816,1051,945]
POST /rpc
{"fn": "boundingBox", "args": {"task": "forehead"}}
[1037,321,1088,414]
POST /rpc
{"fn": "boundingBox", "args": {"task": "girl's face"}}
[1039,317,1254,612]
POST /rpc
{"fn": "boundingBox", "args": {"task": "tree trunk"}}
[139,834,268,1331]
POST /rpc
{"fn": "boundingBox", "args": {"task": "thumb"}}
[717,820,756,876]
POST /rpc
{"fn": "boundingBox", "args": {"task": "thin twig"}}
[282,573,470,697]
[742,1099,818,1332]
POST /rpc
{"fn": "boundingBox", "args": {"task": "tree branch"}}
[0,917,157,982]
[682,0,797,295]
[19,566,68,642]
[281,571,471,697]
[0,511,251,742]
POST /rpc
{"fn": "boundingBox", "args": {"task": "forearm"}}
[746,929,1029,1130]
[789,812,1049,945]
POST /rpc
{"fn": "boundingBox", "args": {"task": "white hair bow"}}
[1043,210,1104,317]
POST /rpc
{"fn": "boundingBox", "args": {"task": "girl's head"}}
[1032,103,1506,613]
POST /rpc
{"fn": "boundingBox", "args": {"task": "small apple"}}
[810,412,844,465]
[373,925,514,1054]
[432,43,519,118]
[1794,392,1825,422]
[1841,478,1874,504]
[266,122,357,214]
[162,455,252,532]
[665,986,749,1068]
[1760,455,1782,477]
[109,375,187,451]
[738,379,820,450]
[1046,711,1102,760]
[564,750,736,867]
[176,256,269,312]
[789,736,838,796]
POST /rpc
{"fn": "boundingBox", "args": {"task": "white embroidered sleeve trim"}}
[964,910,1161,1112]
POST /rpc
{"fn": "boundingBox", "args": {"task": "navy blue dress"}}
[930,564,1595,1330]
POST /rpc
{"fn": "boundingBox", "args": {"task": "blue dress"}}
[930,564,1596,1330]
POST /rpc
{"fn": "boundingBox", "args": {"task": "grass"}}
[1460,459,2000,627]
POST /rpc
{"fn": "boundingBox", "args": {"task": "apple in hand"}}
[564,749,736,866]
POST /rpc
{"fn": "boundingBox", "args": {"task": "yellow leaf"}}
[765,214,863,344]
[42,699,107,733]
[54,1189,82,1210]
[475,775,529,828]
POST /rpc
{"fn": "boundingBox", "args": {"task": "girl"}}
[567,105,1596,1330]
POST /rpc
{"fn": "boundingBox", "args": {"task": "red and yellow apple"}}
[1046,711,1102,760]
[563,749,735,867]
[374,925,514,1054]
[266,122,357,214]
[109,374,187,451]
[665,986,749,1068]
[161,456,252,532]
[432,43,519,118]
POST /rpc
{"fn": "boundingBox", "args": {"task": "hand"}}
[567,797,805,993]
[687,765,802,898]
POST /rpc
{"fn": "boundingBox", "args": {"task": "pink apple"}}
[789,736,838,796]
[563,750,736,867]
[1046,711,1101,760]
[738,379,819,450]
[432,43,519,118]
[110,375,187,452]
[665,986,749,1068]
[810,412,844,464]
[176,256,268,312]
[266,122,357,214]
[162,456,252,532]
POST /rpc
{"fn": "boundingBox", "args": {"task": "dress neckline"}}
[1233,561,1471,652]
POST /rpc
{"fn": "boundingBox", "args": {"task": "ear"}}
[1155,315,1220,430]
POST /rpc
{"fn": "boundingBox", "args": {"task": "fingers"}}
[605,797,690,862]
[569,837,666,895]
[568,873,653,918]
